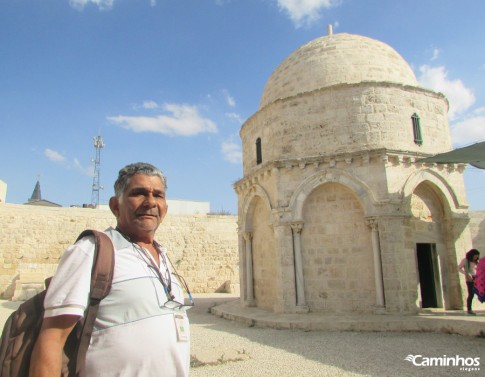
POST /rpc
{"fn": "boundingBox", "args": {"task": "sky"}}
[1,0,484,214]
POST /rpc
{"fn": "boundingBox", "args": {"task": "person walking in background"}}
[458,249,480,315]
[473,253,484,304]
[30,162,192,376]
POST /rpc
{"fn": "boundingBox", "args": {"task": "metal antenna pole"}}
[91,135,105,208]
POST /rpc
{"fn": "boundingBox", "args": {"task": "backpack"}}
[0,230,115,377]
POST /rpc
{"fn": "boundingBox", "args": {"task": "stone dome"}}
[260,33,418,109]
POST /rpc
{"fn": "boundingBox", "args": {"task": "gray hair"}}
[114,162,167,199]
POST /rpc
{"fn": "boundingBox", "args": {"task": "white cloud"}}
[45,149,94,177]
[74,158,95,177]
[431,48,440,61]
[418,65,475,120]
[69,0,114,11]
[108,103,218,136]
[276,0,341,28]
[225,112,244,124]
[221,140,242,164]
[450,108,485,146]
[131,100,160,111]
[141,100,160,110]
[44,148,65,162]
[222,89,236,107]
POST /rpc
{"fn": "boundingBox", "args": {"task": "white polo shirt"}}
[44,228,190,377]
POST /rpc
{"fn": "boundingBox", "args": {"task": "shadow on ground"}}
[187,295,484,377]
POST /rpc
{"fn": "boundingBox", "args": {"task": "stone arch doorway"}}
[300,182,375,313]
[410,182,449,309]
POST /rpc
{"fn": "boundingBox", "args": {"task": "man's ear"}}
[109,196,120,217]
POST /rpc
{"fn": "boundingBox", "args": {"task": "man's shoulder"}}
[103,227,134,251]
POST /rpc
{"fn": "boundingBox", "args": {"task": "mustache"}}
[135,210,159,217]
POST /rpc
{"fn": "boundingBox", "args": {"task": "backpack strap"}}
[73,230,115,376]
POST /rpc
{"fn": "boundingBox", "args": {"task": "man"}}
[30,162,191,376]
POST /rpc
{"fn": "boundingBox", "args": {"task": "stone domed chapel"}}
[234,29,473,314]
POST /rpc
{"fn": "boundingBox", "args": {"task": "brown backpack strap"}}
[74,230,115,376]
[81,230,115,300]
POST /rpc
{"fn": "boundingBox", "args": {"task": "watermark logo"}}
[405,354,480,372]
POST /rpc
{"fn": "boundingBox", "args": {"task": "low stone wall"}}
[1,203,484,303]
[0,204,239,300]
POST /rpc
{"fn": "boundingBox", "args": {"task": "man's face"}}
[110,174,168,241]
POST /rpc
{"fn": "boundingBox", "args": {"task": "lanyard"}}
[144,246,175,300]
[116,227,174,300]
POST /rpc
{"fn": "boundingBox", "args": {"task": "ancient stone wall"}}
[469,211,485,253]
[0,204,239,300]
[251,197,277,311]
[301,183,375,313]
[241,83,451,177]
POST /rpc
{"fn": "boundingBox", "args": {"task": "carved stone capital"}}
[365,217,379,231]
[243,232,253,242]
[290,221,304,234]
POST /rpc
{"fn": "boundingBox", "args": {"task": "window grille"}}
[412,113,423,145]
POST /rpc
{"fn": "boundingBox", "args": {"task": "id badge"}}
[174,313,189,342]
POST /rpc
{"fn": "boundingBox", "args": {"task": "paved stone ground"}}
[189,295,485,376]
[1,294,484,376]
[210,296,485,337]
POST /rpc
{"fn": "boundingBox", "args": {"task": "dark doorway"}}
[416,243,438,308]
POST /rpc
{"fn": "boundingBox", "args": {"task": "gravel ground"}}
[1,295,483,376]
[188,295,484,377]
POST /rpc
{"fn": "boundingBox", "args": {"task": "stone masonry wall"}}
[1,203,483,305]
[469,211,485,253]
[0,204,239,300]
[241,83,451,177]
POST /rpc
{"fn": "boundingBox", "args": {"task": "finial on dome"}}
[327,24,333,35]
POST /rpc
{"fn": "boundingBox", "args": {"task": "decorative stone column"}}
[446,214,473,310]
[291,222,308,312]
[366,218,386,312]
[243,231,255,306]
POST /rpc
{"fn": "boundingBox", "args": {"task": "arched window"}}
[412,113,423,146]
[256,137,262,165]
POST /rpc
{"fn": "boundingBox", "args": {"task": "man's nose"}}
[143,194,157,206]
